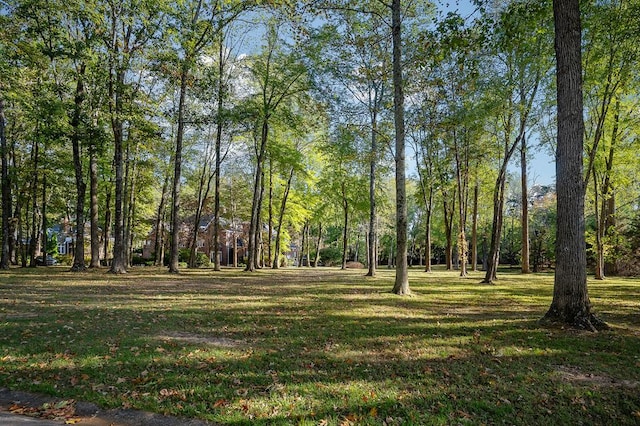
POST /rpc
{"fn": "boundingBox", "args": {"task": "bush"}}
[319,247,342,267]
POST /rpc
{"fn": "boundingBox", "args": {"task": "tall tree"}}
[541,0,606,331]
[244,21,309,272]
[390,0,409,294]
[482,0,548,283]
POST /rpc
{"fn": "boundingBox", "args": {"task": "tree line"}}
[1,0,639,329]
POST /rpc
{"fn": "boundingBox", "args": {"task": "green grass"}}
[1,266,639,425]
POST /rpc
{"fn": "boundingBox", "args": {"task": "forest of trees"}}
[1,1,639,315]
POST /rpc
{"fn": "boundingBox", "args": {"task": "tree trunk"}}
[483,171,507,283]
[103,183,112,266]
[299,220,308,267]
[391,0,409,295]
[109,66,127,274]
[267,159,274,267]
[424,194,432,273]
[273,167,294,269]
[602,100,619,276]
[70,64,87,272]
[40,175,47,266]
[443,196,455,270]
[89,137,101,268]
[169,67,189,273]
[366,107,378,277]
[154,174,170,266]
[521,132,530,273]
[213,32,225,272]
[341,182,349,271]
[593,172,605,280]
[313,223,322,267]
[29,135,39,268]
[0,97,10,269]
[471,182,479,272]
[541,0,606,331]
[125,160,139,266]
[256,170,266,269]
[246,120,269,272]
[189,155,213,268]
[454,130,469,277]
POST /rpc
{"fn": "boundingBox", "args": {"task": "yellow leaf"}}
[369,407,378,417]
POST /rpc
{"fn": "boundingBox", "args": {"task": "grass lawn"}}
[1,266,639,425]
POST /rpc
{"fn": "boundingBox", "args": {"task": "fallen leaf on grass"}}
[213,399,228,408]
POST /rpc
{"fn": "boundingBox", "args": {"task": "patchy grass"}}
[0,266,639,425]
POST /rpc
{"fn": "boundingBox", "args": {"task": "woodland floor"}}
[0,266,639,425]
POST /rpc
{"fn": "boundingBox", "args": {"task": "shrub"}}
[319,247,342,267]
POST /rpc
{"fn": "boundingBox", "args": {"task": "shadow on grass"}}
[1,267,639,424]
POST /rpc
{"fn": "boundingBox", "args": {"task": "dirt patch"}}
[555,365,640,388]
[0,388,214,425]
[156,332,244,348]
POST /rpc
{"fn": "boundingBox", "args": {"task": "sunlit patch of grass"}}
[1,266,639,424]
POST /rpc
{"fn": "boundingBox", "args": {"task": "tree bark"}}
[70,64,87,272]
[169,66,189,273]
[246,120,269,272]
[0,97,10,269]
[313,223,322,267]
[273,167,294,269]
[89,137,100,268]
[471,182,479,272]
[521,132,530,273]
[541,0,606,331]
[29,132,39,268]
[443,196,455,270]
[391,0,409,295]
[109,66,127,274]
[154,174,170,266]
[341,182,349,270]
[213,31,226,272]
[366,105,378,277]
[103,183,112,266]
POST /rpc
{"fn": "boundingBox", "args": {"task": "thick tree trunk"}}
[542,0,606,331]
[0,98,10,269]
[521,133,530,274]
[391,0,409,295]
[391,0,411,295]
[169,68,189,274]
[70,64,87,272]
[109,68,127,274]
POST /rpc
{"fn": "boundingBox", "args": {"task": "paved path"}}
[0,412,63,425]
